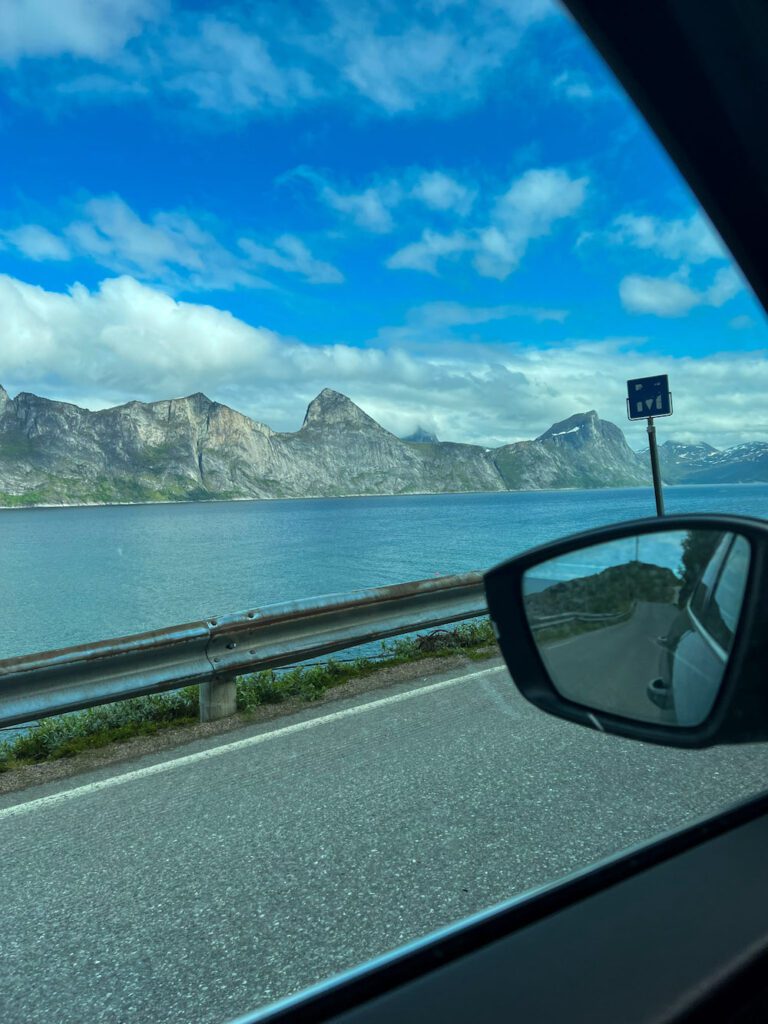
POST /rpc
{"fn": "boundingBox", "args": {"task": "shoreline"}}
[0,488,605,511]
[0,480,743,512]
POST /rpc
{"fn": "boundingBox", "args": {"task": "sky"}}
[0,0,767,450]
[525,531,693,582]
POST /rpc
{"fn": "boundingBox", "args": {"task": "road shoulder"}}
[0,650,503,799]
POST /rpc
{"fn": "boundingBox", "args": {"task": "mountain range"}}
[0,384,763,507]
[649,440,768,485]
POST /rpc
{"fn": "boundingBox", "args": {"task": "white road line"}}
[0,665,506,821]
[541,636,579,651]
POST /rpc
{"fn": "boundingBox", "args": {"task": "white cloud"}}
[620,276,700,318]
[239,235,343,284]
[373,300,568,349]
[388,166,588,278]
[61,196,265,292]
[492,168,587,234]
[2,272,765,449]
[552,71,594,101]
[620,267,741,317]
[411,171,475,215]
[297,167,474,234]
[386,229,471,273]
[477,168,588,278]
[300,165,586,275]
[612,212,726,263]
[0,274,277,398]
[0,0,162,64]
[2,194,342,290]
[409,301,568,328]
[303,173,402,233]
[613,211,738,319]
[67,196,208,273]
[3,224,71,261]
[165,17,315,113]
[334,25,488,114]
[320,0,552,114]
[324,183,400,233]
[706,267,742,306]
[730,315,756,331]
[2,0,556,118]
[56,73,149,99]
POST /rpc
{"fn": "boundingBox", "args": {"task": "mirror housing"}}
[484,515,768,748]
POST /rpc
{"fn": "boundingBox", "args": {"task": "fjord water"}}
[2,484,767,661]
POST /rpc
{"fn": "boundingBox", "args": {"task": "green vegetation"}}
[0,490,50,507]
[0,620,497,772]
[132,441,181,470]
[79,474,204,504]
[0,474,242,507]
[526,561,680,649]
[526,561,679,622]
[241,475,293,498]
[0,470,69,506]
[0,690,200,769]
[0,431,41,459]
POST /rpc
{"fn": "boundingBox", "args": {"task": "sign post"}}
[626,374,672,517]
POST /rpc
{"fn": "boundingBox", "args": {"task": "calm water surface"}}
[2,484,767,660]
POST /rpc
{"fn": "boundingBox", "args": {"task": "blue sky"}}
[0,0,766,448]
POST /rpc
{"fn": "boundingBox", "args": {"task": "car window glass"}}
[689,538,728,623]
[700,535,751,651]
[4,2,768,1023]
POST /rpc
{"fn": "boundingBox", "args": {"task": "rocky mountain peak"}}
[156,392,216,413]
[182,392,215,407]
[403,427,439,443]
[301,389,382,432]
[3,383,765,506]
[536,410,600,444]
[661,440,718,455]
[493,408,648,490]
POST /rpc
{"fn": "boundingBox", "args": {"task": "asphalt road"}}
[540,601,681,723]
[1,661,768,1024]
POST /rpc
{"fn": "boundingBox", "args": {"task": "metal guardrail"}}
[528,609,629,629]
[0,571,488,729]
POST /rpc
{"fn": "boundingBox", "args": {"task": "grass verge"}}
[0,620,497,773]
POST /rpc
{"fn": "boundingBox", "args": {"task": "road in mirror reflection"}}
[522,530,750,727]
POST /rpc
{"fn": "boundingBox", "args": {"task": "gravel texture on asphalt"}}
[1,660,767,1024]
[0,651,491,797]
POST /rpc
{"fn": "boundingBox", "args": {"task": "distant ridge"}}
[0,385,759,507]
[403,427,439,444]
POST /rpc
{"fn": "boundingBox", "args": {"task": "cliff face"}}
[0,390,275,504]
[275,389,506,497]
[0,386,657,506]
[493,411,650,489]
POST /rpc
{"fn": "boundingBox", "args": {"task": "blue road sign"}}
[626,374,672,420]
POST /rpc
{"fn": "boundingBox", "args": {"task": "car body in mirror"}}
[651,532,750,726]
[484,515,768,748]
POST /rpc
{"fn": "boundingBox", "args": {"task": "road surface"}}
[540,601,680,722]
[1,660,767,1024]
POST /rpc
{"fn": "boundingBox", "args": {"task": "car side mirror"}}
[484,515,768,748]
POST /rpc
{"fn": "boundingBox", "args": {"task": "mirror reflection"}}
[522,530,750,727]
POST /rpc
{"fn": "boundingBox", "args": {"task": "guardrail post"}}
[199,674,237,722]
